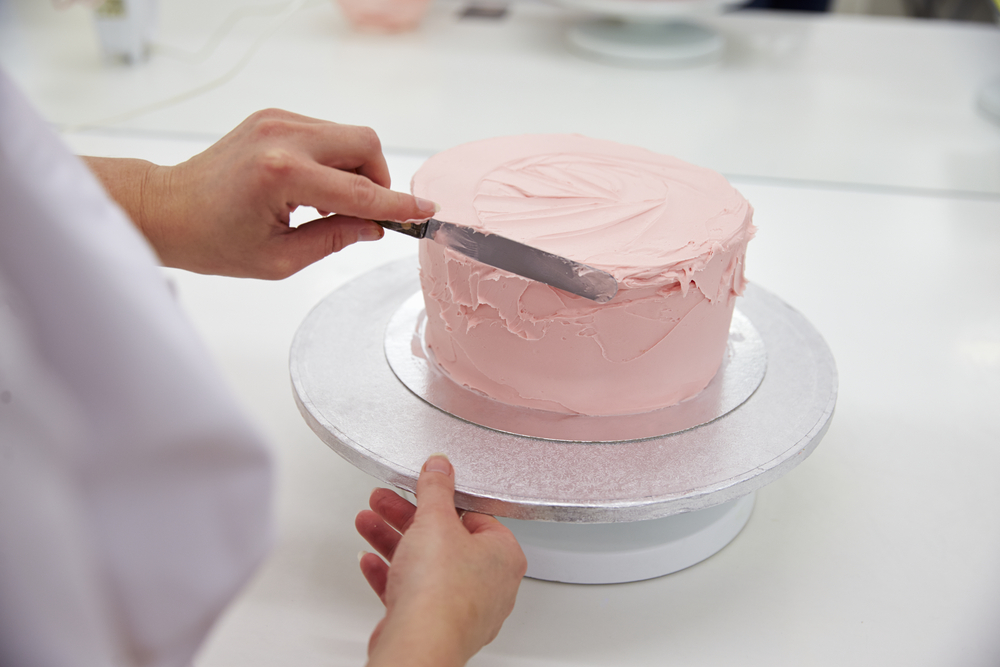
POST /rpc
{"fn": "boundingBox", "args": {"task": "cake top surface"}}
[410,134,752,283]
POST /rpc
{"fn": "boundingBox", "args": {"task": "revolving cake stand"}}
[550,0,742,67]
[291,257,837,584]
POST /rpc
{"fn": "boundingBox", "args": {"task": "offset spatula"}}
[376,218,618,303]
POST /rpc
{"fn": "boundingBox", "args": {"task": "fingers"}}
[358,551,389,602]
[356,509,403,561]
[309,124,392,190]
[297,163,438,224]
[369,487,417,533]
[298,118,392,189]
[414,454,458,522]
[243,215,381,280]
[460,510,506,535]
[461,512,529,579]
[280,214,383,271]
[238,109,394,188]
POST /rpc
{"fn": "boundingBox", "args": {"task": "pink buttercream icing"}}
[412,134,755,416]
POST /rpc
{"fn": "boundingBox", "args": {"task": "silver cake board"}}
[290,257,837,584]
[385,293,769,443]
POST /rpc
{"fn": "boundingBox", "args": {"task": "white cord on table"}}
[149,1,295,65]
[59,0,311,133]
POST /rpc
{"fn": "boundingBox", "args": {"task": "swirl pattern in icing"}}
[472,151,751,288]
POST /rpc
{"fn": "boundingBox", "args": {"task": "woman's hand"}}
[355,455,527,667]
[84,109,437,279]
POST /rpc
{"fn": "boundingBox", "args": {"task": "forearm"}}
[83,156,165,238]
[84,155,217,273]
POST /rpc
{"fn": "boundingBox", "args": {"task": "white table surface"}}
[2,1,999,665]
[2,0,1000,195]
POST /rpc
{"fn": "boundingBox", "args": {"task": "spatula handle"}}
[375,220,429,239]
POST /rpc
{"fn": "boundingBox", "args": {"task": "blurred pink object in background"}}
[335,0,433,32]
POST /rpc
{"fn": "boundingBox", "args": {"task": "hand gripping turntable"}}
[291,257,837,584]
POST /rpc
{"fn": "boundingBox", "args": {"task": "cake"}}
[412,135,755,417]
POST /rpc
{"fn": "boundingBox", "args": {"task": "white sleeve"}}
[0,69,273,667]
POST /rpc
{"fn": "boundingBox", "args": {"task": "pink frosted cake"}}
[412,135,755,417]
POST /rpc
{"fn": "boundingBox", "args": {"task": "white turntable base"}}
[499,494,754,583]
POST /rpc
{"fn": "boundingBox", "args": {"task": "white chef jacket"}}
[0,70,273,667]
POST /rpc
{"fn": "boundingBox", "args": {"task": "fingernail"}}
[424,453,452,475]
[415,197,440,214]
[358,225,383,242]
[358,550,368,563]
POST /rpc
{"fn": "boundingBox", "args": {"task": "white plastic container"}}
[92,0,157,63]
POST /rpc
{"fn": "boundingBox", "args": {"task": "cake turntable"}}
[550,0,742,67]
[291,257,837,584]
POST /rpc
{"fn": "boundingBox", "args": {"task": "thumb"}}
[414,454,457,520]
[281,215,383,270]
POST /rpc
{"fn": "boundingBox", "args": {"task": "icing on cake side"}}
[412,134,755,416]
